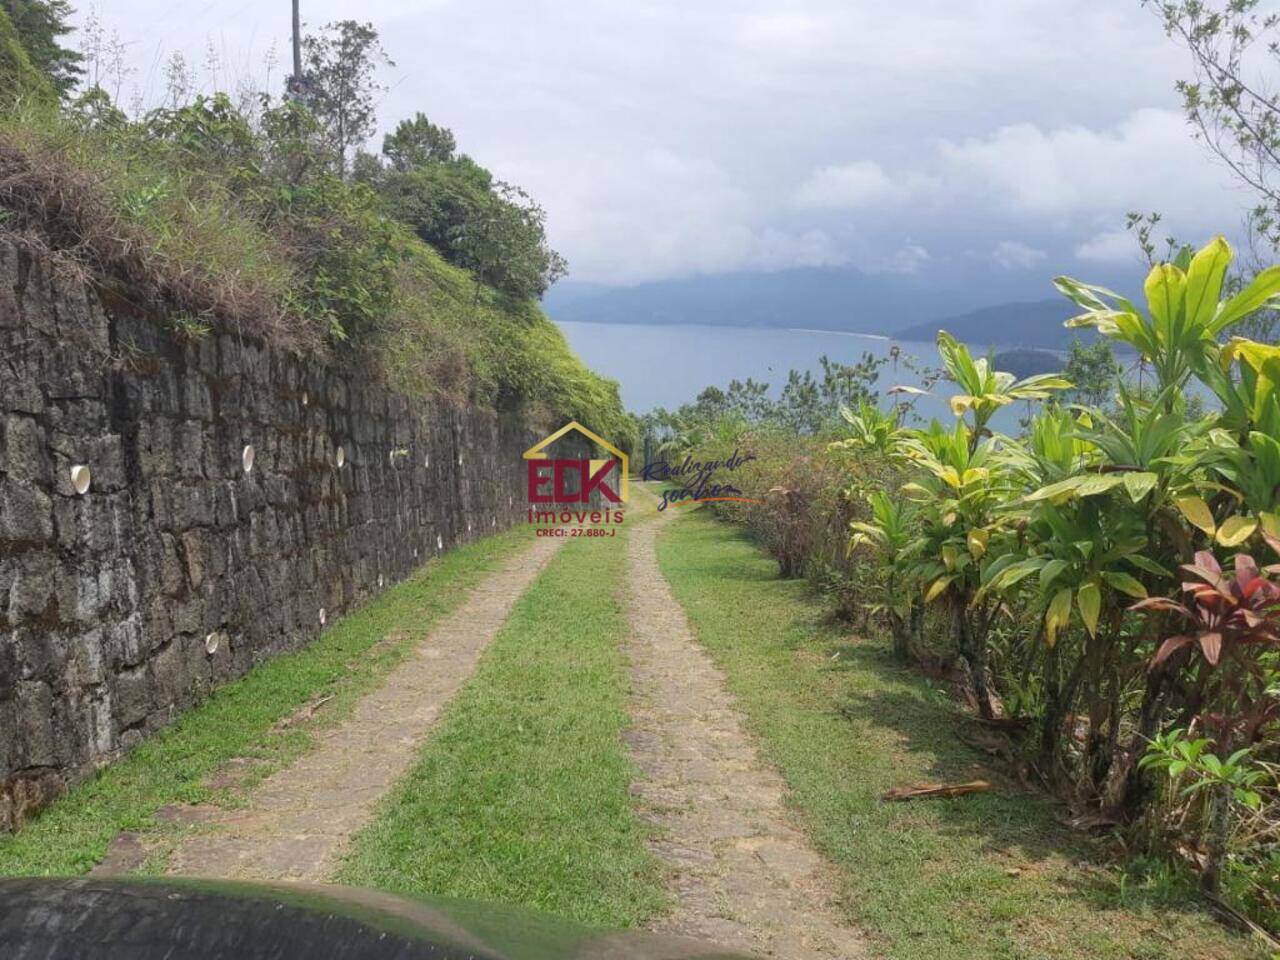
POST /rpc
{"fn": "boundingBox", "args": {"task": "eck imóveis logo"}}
[523,422,626,535]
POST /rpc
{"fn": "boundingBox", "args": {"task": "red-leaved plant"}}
[1131,550,1280,746]
[1130,550,1280,894]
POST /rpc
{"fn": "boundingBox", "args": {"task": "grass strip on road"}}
[0,527,533,877]
[337,531,667,929]
[656,510,1259,960]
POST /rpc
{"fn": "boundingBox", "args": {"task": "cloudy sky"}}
[75,1,1257,287]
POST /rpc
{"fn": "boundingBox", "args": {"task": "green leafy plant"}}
[935,331,1071,440]
[849,490,920,658]
[1056,236,1280,393]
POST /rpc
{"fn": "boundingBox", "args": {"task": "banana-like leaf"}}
[1025,476,1084,503]
[989,558,1042,593]
[1144,262,1186,338]
[941,544,958,570]
[1077,581,1101,637]
[1025,473,1124,503]
[1074,474,1127,497]
[1261,511,1280,539]
[1045,587,1073,647]
[1122,471,1158,502]
[1215,515,1258,547]
[1010,375,1073,397]
[925,575,955,603]
[967,528,989,559]
[1184,236,1232,328]
[1054,277,1140,315]
[1102,571,1148,599]
[1175,496,1217,536]
[1126,554,1171,578]
[1221,337,1280,386]
[1065,309,1132,332]
[1039,558,1069,593]
[1212,264,1280,335]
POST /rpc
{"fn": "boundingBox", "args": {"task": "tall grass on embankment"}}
[0,97,630,444]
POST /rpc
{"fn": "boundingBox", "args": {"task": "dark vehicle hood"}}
[0,878,755,960]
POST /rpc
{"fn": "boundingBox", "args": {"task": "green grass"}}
[337,531,666,928]
[0,527,534,877]
[657,510,1262,960]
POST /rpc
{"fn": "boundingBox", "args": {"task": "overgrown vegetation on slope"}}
[660,237,1280,942]
[0,7,630,444]
[0,3,54,106]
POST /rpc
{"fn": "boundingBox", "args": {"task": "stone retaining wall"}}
[0,241,550,829]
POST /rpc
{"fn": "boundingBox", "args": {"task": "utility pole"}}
[291,0,302,82]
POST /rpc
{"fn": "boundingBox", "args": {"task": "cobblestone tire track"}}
[162,534,565,882]
[626,513,867,959]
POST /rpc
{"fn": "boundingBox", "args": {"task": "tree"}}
[0,4,54,106]
[383,113,456,170]
[301,20,392,176]
[3,0,80,96]
[1149,2,1280,250]
[1062,337,1121,409]
[451,181,568,300]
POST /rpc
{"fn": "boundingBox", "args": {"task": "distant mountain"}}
[545,268,1126,349]
[897,298,1091,350]
[545,266,1059,334]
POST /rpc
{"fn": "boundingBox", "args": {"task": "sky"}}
[73,1,1259,288]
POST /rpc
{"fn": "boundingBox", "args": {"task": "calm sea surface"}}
[555,320,997,424]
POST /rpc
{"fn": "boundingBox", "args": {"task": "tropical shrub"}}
[838,236,1280,925]
[665,234,1280,932]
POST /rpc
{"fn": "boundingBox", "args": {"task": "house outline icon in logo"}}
[522,421,629,502]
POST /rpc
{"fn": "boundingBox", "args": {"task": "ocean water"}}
[555,319,1025,426]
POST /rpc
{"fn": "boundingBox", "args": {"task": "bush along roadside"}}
[667,236,1280,940]
[657,510,1257,960]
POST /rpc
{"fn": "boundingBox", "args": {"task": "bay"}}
[555,319,1018,426]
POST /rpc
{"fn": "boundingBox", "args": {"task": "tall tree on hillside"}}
[383,112,457,170]
[3,0,81,95]
[301,20,392,176]
[451,182,568,301]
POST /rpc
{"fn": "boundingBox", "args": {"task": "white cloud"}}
[938,109,1244,225]
[1075,229,1142,264]
[746,228,849,271]
[992,240,1047,269]
[78,2,1260,285]
[877,243,931,275]
[735,13,823,53]
[543,146,850,282]
[793,161,931,210]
